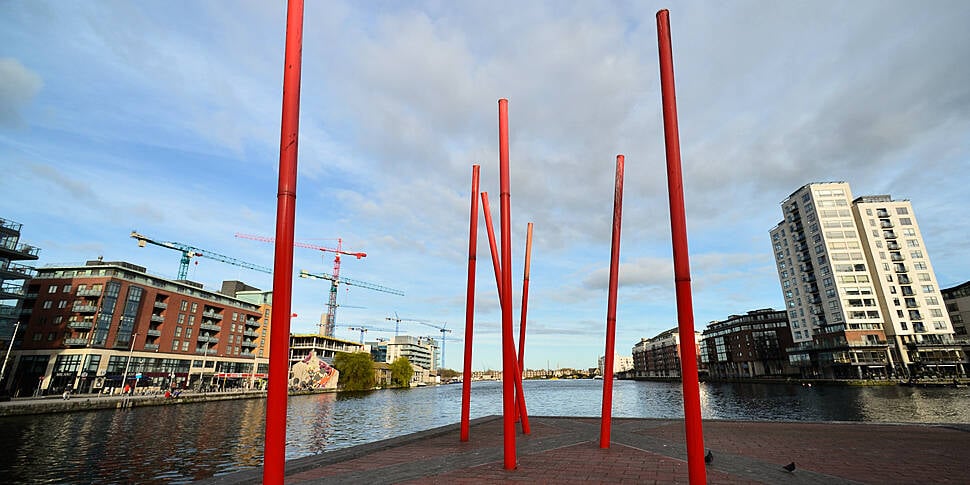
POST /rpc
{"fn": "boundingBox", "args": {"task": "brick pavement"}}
[203,416,970,484]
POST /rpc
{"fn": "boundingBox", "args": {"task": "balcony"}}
[241,340,257,349]
[887,242,901,250]
[909,311,924,321]
[891,253,905,262]
[64,337,88,346]
[0,282,25,298]
[245,318,260,327]
[240,352,255,358]
[898,275,912,284]
[905,300,919,308]
[202,311,223,320]
[195,348,217,355]
[883,231,898,239]
[243,330,259,338]
[0,218,23,233]
[880,221,894,228]
[144,343,159,351]
[197,335,219,343]
[0,239,40,259]
[200,323,221,332]
[146,329,162,337]
[877,210,890,218]
[154,301,168,309]
[68,320,93,330]
[150,314,165,323]
[72,303,98,313]
[76,288,102,297]
[0,261,37,279]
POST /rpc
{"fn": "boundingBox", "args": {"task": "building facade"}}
[942,281,970,338]
[770,182,963,379]
[699,309,795,379]
[632,328,702,378]
[597,354,634,376]
[0,217,40,344]
[369,335,438,383]
[6,260,269,396]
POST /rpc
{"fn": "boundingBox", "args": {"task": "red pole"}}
[656,10,706,485]
[498,98,516,470]
[600,154,625,449]
[264,1,304,483]
[480,192,503,304]
[460,164,480,442]
[514,223,533,429]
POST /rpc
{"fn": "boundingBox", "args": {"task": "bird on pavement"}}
[705,450,713,464]
[783,462,796,473]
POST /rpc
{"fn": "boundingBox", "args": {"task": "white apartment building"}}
[381,335,438,376]
[597,354,634,376]
[770,182,964,379]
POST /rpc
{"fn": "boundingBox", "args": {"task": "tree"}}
[333,351,375,391]
[390,357,414,388]
[439,368,460,380]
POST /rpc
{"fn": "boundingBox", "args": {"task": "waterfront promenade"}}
[205,415,970,484]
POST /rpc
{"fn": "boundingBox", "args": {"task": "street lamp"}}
[119,332,137,394]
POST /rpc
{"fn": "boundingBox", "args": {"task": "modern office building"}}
[369,335,438,383]
[221,280,272,360]
[699,308,795,379]
[5,260,269,396]
[289,333,364,365]
[631,328,702,378]
[770,182,963,379]
[942,281,970,338]
[0,217,40,344]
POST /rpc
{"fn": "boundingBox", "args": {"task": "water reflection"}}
[1,380,969,483]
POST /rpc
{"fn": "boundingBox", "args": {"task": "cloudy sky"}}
[2,1,968,371]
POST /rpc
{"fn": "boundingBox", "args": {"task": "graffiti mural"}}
[288,352,339,390]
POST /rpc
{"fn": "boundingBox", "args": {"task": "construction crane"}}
[344,325,396,344]
[131,231,271,280]
[385,312,434,336]
[299,269,404,336]
[236,233,399,337]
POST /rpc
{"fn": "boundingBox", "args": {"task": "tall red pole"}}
[498,98,516,469]
[600,154,625,448]
[264,1,304,483]
[656,10,706,485]
[460,165,480,442]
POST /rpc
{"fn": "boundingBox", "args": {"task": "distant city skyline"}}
[2,1,969,370]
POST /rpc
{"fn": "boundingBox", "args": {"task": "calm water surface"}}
[2,379,969,483]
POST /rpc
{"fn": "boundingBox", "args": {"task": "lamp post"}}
[119,332,137,395]
[198,339,210,391]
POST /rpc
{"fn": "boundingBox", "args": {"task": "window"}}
[188,315,195,326]
[866,209,873,215]
[63,284,72,293]
[900,322,908,330]
[925,296,939,306]
[185,328,192,338]
[180,300,188,311]
[175,327,182,337]
[913,262,927,270]
[232,312,238,322]
[910,250,924,259]
[922,285,935,293]
[178,314,185,324]
[903,228,916,236]
[47,332,55,341]
[58,301,67,309]
[48,285,58,293]
[899,217,912,225]
[931,309,944,318]
[33,333,42,341]
[907,240,920,248]
[53,316,62,324]
[173,340,180,351]
[190,302,198,313]
[182,341,189,351]
[43,301,52,309]
[896,207,909,215]
[933,321,947,330]
[918,273,931,282]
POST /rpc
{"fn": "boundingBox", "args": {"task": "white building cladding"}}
[770,182,964,379]
[383,335,438,374]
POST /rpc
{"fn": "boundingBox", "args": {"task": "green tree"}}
[332,351,375,391]
[390,357,414,388]
[439,368,460,380]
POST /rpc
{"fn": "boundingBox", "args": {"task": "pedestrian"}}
[62,389,70,400]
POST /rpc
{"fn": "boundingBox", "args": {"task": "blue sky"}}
[2,1,969,371]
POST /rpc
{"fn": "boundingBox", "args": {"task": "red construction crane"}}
[236,233,401,336]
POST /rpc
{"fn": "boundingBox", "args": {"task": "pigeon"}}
[705,450,713,464]
[783,462,796,473]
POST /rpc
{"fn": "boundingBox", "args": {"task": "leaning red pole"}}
[514,223,533,426]
[498,98,516,469]
[600,154,625,449]
[264,0,304,483]
[480,192,503,304]
[656,10,706,485]
[460,165,480,442]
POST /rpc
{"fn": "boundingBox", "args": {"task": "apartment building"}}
[770,182,963,379]
[6,260,268,396]
[632,328,702,378]
[597,354,634,376]
[700,309,795,379]
[0,217,40,344]
[942,281,970,338]
[369,335,438,383]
